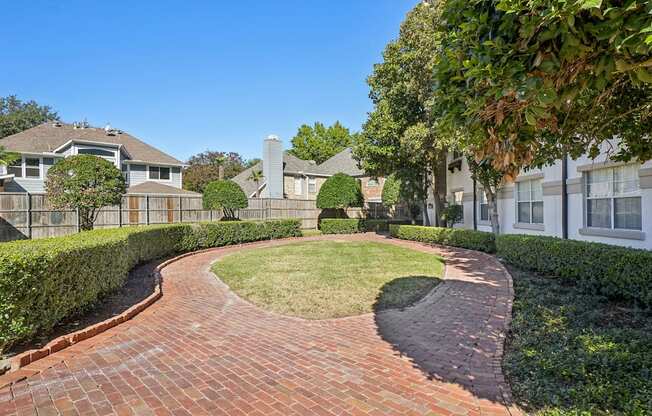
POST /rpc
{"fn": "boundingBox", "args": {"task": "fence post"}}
[210,208,213,222]
[26,193,32,239]
[118,198,123,228]
[76,208,81,232]
[146,195,150,225]
[179,196,183,223]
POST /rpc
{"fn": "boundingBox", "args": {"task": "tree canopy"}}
[289,121,358,164]
[203,180,248,220]
[0,95,58,139]
[354,2,446,225]
[183,151,252,193]
[316,173,364,213]
[46,155,126,231]
[433,0,652,179]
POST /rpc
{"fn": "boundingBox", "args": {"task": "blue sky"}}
[1,1,416,162]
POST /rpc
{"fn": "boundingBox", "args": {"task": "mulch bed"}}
[3,258,165,361]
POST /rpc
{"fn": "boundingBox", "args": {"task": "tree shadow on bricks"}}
[373,244,516,407]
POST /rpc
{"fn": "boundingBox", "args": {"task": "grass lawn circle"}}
[211,240,444,319]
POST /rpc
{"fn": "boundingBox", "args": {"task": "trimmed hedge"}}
[319,218,409,234]
[496,234,652,307]
[389,224,496,253]
[0,219,301,353]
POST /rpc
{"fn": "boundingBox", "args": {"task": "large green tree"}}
[434,0,652,176]
[46,155,126,231]
[0,95,58,139]
[289,121,357,164]
[183,151,250,193]
[354,2,447,226]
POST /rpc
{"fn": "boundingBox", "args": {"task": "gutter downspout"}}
[561,153,568,239]
[472,177,477,230]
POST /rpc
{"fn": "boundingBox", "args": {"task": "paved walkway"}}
[0,234,521,416]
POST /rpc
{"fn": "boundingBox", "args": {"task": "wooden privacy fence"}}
[0,193,406,242]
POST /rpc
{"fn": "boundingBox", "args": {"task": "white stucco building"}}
[430,142,652,250]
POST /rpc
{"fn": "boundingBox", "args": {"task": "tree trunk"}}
[79,208,94,231]
[218,165,225,180]
[431,150,448,227]
[485,188,500,235]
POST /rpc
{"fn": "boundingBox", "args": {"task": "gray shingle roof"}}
[319,148,364,176]
[127,181,200,195]
[232,149,366,197]
[0,122,183,165]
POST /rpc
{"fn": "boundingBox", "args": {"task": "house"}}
[437,140,652,250]
[232,136,384,202]
[0,121,198,196]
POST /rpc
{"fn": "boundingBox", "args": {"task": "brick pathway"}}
[0,234,521,416]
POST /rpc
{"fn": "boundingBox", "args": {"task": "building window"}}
[294,177,303,195]
[7,159,22,178]
[308,177,317,193]
[480,191,489,221]
[452,190,464,222]
[78,148,115,157]
[367,178,379,187]
[149,166,170,180]
[25,158,41,178]
[586,165,641,230]
[516,179,543,224]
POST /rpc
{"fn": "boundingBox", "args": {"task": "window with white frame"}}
[479,191,489,221]
[586,165,641,230]
[308,177,317,193]
[452,190,464,222]
[294,177,303,195]
[24,158,40,178]
[77,147,116,164]
[149,166,170,180]
[516,179,543,224]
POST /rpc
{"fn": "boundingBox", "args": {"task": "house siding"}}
[438,143,652,250]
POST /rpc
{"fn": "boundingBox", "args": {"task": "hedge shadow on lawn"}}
[372,276,440,312]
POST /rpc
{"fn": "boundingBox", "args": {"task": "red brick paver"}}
[0,234,522,416]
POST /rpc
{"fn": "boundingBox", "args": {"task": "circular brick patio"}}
[0,234,521,416]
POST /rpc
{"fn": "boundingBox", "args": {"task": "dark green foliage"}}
[46,155,126,231]
[0,219,301,353]
[0,95,58,139]
[381,175,401,207]
[320,219,410,234]
[497,234,652,307]
[202,180,248,219]
[389,224,496,253]
[316,173,363,211]
[505,267,652,415]
[440,205,463,228]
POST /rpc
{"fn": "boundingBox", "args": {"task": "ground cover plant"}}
[212,240,443,319]
[504,267,652,415]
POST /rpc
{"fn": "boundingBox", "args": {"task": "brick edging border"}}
[0,259,171,389]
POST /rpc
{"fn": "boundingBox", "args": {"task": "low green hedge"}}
[496,234,652,307]
[389,224,496,253]
[0,219,301,353]
[320,218,409,234]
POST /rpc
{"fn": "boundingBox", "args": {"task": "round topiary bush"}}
[316,173,363,217]
[203,180,247,220]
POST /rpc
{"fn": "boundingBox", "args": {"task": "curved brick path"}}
[0,234,521,416]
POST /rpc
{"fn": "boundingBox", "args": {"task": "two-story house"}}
[435,140,652,250]
[0,121,197,196]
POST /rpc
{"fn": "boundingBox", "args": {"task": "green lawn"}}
[212,240,443,319]
[504,267,652,415]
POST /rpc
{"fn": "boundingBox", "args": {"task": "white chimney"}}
[262,135,283,199]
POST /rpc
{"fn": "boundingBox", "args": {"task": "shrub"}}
[316,173,363,216]
[320,218,363,234]
[46,155,126,230]
[389,224,496,253]
[203,180,248,219]
[441,205,463,227]
[320,219,409,234]
[496,234,652,307]
[381,175,401,206]
[0,219,301,353]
